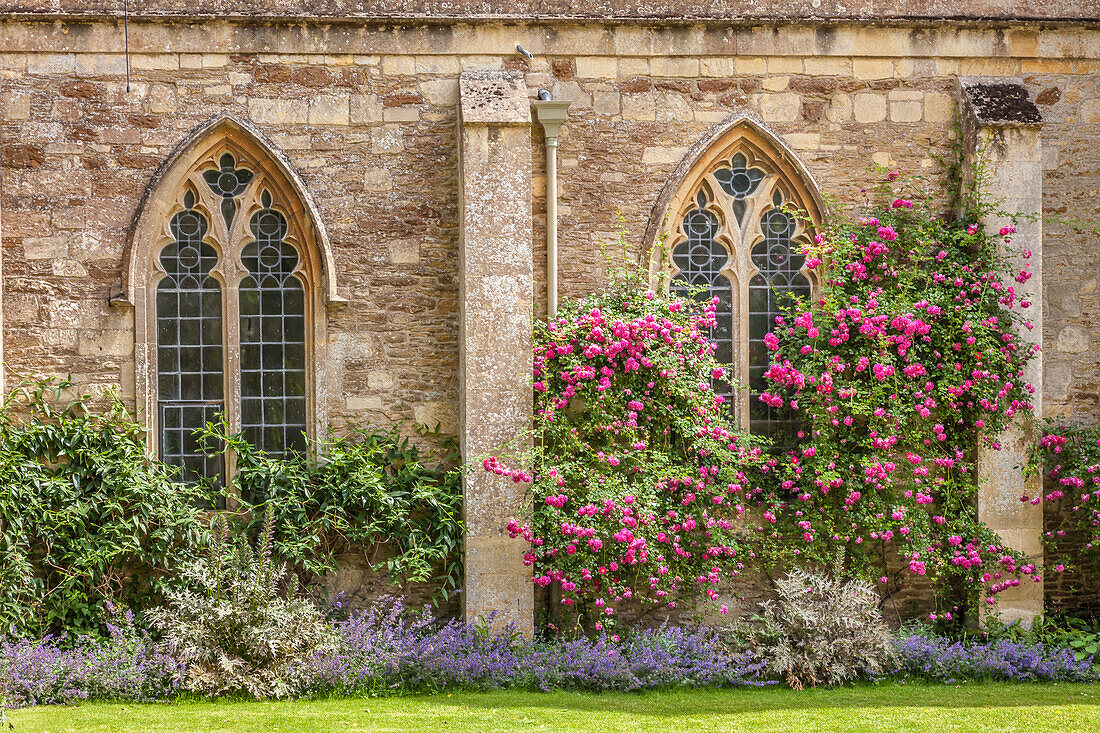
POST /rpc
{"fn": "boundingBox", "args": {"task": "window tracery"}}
[652,122,823,437]
[126,118,332,486]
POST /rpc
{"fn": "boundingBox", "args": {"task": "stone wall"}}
[0,17,1098,620]
[1,0,1097,21]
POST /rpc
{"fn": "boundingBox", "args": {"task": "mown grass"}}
[7,682,1100,733]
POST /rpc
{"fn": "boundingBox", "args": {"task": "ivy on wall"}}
[0,378,210,639]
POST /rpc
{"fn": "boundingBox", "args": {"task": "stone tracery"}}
[651,120,824,435]
[126,117,333,484]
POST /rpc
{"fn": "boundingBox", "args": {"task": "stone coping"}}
[0,0,1097,23]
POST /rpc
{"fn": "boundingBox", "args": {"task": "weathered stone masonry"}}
[0,2,1098,629]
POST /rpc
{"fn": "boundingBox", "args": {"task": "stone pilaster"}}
[457,70,534,634]
[959,78,1044,626]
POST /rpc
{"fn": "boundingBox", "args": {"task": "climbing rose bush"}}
[489,175,1045,625]
[492,278,767,624]
[1027,424,1100,556]
[759,192,1041,614]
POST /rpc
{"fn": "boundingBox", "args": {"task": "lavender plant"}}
[305,599,768,696]
[892,631,1098,682]
[4,599,1098,708]
[0,608,181,707]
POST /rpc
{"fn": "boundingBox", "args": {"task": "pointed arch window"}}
[651,122,822,443]
[126,118,338,486]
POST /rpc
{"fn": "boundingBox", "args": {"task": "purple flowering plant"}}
[0,607,181,708]
[304,599,769,696]
[3,597,1096,706]
[892,630,1097,683]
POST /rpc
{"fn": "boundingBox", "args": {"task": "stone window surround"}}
[118,114,342,476]
[646,116,826,428]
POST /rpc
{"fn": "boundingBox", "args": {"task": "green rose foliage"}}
[1028,424,1100,558]
[496,179,1045,626]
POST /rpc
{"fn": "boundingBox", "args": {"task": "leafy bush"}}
[754,561,895,688]
[0,377,211,639]
[147,511,335,699]
[200,420,463,598]
[893,631,1097,682]
[1061,618,1100,675]
[0,608,181,707]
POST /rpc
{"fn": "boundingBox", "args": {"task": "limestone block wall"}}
[0,17,1098,620]
[0,21,1096,429]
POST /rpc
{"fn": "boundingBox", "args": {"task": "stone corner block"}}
[957,76,1043,127]
[459,70,531,125]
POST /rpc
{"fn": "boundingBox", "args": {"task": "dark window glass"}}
[713,152,766,225]
[156,192,224,488]
[749,192,811,445]
[240,191,308,462]
[202,153,253,232]
[671,190,735,406]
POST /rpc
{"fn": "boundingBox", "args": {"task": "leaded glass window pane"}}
[749,197,810,445]
[713,152,766,224]
[202,153,253,232]
[239,191,308,461]
[671,191,734,405]
[156,192,224,487]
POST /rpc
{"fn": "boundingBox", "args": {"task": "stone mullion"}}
[703,171,748,430]
[734,250,751,429]
[738,181,772,431]
[194,166,246,493]
[222,177,258,451]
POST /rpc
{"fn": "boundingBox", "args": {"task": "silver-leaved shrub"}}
[756,557,895,688]
[147,510,334,699]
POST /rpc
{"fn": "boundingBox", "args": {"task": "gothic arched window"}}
[125,117,340,486]
[651,121,823,443]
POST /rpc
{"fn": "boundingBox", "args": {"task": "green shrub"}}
[199,419,463,600]
[0,377,211,639]
[147,510,334,699]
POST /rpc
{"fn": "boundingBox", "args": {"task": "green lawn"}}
[8,683,1099,733]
